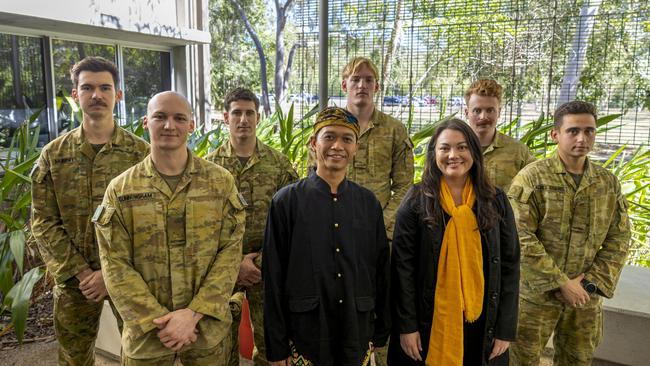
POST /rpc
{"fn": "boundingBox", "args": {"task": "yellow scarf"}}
[425,178,484,366]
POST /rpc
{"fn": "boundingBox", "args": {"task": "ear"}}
[143,116,149,130]
[71,88,79,101]
[223,111,230,126]
[341,78,348,93]
[464,106,469,119]
[189,119,196,133]
[373,81,379,92]
[115,90,123,102]
[550,128,559,143]
[309,135,317,152]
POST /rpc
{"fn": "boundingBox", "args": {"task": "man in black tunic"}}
[263,107,390,366]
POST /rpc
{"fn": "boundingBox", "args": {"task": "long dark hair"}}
[418,118,497,231]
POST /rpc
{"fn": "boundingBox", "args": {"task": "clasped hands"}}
[153,308,203,351]
[555,273,591,308]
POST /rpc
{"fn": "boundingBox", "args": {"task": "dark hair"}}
[418,118,497,231]
[553,100,597,128]
[70,56,119,88]
[224,87,260,112]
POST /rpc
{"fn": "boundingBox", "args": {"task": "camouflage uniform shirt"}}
[508,153,631,302]
[205,138,298,255]
[94,153,245,358]
[347,109,414,239]
[483,131,535,192]
[31,124,149,284]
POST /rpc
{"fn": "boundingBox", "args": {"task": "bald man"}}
[95,91,245,365]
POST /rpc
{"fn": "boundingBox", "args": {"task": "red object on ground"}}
[239,297,254,360]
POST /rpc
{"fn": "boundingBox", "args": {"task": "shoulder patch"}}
[237,192,249,207]
[91,205,115,225]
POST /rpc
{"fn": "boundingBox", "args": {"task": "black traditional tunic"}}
[263,173,391,365]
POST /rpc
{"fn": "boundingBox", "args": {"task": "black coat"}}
[388,185,520,366]
[263,174,391,366]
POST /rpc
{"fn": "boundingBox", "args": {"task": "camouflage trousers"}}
[121,335,231,366]
[54,278,121,366]
[510,295,603,366]
[228,283,267,366]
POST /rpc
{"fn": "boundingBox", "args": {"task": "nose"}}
[448,148,458,158]
[331,137,344,149]
[163,118,173,129]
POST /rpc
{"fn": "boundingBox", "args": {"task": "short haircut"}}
[553,100,598,128]
[464,79,503,105]
[70,56,119,88]
[224,87,260,112]
[341,57,379,80]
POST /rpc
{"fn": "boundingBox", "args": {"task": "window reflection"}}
[0,34,48,147]
[51,40,115,133]
[123,47,171,123]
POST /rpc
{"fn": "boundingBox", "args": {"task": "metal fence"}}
[290,0,650,146]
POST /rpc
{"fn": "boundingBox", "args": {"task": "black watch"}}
[581,279,597,294]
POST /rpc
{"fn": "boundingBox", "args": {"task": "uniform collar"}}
[482,130,503,154]
[72,120,126,148]
[217,138,268,159]
[142,148,199,198]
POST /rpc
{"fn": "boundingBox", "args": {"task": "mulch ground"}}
[0,278,55,351]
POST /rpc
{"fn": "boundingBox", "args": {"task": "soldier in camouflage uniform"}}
[464,79,535,192]
[31,56,149,366]
[205,88,298,365]
[340,56,413,366]
[508,101,631,366]
[94,91,244,365]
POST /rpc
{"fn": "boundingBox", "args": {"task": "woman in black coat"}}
[387,118,520,366]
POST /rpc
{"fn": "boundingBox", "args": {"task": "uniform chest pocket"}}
[186,196,223,258]
[538,185,566,227]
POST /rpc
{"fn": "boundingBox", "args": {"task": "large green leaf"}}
[4,267,45,343]
[0,248,14,299]
[9,230,26,273]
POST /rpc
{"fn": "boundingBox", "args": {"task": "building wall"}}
[0,0,212,143]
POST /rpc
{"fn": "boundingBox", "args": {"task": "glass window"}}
[51,40,115,134]
[123,47,171,123]
[0,33,48,147]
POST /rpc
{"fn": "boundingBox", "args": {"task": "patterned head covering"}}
[314,107,360,137]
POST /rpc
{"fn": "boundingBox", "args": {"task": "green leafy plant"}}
[0,114,46,343]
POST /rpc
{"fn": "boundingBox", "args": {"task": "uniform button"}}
[487,327,494,335]
[339,299,343,304]
[336,248,341,253]
[334,223,339,228]
[492,257,500,264]
[491,292,498,300]
[337,273,342,278]
[333,197,338,202]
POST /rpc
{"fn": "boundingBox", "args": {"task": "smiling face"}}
[434,128,474,182]
[464,94,501,139]
[224,100,260,141]
[143,92,195,152]
[310,125,358,173]
[551,113,597,161]
[342,63,379,108]
[72,71,122,121]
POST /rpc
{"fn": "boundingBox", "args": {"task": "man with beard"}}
[464,79,535,192]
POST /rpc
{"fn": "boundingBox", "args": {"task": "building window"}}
[51,39,116,134]
[123,47,172,122]
[0,33,48,147]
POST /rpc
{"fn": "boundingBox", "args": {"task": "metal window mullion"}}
[42,36,58,140]
[116,44,127,126]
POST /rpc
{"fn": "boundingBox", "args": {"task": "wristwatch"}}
[581,279,597,294]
